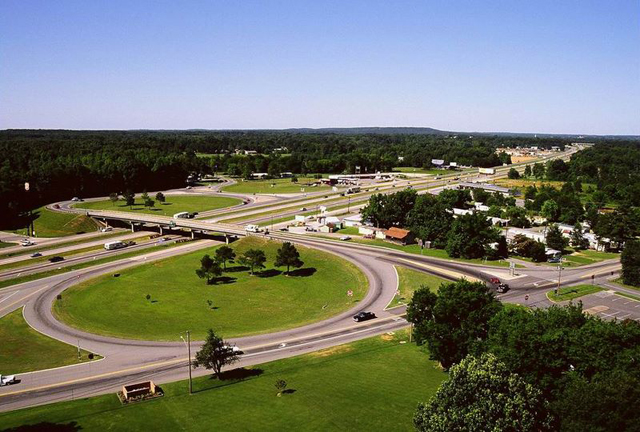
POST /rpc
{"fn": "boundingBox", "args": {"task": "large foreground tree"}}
[274,242,303,275]
[192,329,239,378]
[414,354,554,432]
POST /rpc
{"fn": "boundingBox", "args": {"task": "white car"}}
[340,236,351,241]
[101,226,113,232]
[0,375,17,386]
[20,239,35,247]
[222,345,242,354]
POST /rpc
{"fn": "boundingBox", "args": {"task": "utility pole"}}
[347,197,351,213]
[555,264,562,295]
[187,330,193,395]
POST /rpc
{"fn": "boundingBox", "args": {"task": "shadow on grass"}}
[282,389,297,395]
[211,276,237,285]
[256,269,282,278]
[288,268,316,277]
[1,422,82,432]
[225,266,249,273]
[194,368,264,394]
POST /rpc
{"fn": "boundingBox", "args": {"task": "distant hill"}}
[281,127,449,135]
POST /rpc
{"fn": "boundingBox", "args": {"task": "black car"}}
[496,283,510,293]
[48,256,64,263]
[353,311,376,322]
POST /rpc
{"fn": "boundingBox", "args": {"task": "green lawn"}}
[612,278,640,293]
[0,241,16,249]
[9,206,100,238]
[563,249,619,267]
[0,308,97,374]
[53,237,367,341]
[336,227,360,235]
[547,284,604,302]
[0,330,445,431]
[223,177,331,194]
[389,266,447,308]
[74,194,241,217]
[392,167,443,175]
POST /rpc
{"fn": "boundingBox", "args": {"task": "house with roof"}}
[383,227,415,245]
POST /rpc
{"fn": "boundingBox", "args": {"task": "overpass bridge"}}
[83,209,247,240]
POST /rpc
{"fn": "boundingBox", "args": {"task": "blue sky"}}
[1,0,638,134]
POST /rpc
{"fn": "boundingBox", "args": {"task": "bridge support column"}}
[131,222,135,233]
[191,231,195,240]
[225,234,229,245]
[159,226,163,235]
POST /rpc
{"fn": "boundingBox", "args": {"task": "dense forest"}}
[1,129,637,229]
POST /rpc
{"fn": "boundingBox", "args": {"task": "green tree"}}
[140,191,150,204]
[215,245,236,271]
[275,379,288,397]
[621,239,640,287]
[109,192,119,206]
[192,329,239,378]
[274,242,303,275]
[541,199,559,222]
[407,195,453,248]
[446,212,500,259]
[505,206,530,228]
[532,162,546,179]
[530,240,547,262]
[144,197,155,209]
[155,192,166,204]
[361,188,417,228]
[507,167,520,179]
[438,189,471,209]
[238,249,267,275]
[122,190,135,208]
[291,176,298,183]
[414,354,554,432]
[195,254,223,284]
[570,223,589,250]
[546,224,568,252]
[524,164,532,177]
[406,280,502,369]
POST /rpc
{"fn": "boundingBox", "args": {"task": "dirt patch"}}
[511,156,537,164]
[380,333,396,341]
[309,345,354,358]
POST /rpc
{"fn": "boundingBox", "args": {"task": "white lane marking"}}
[0,291,18,304]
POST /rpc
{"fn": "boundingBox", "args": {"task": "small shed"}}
[384,227,415,245]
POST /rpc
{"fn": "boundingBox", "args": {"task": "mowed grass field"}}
[0,308,96,374]
[223,177,331,194]
[74,194,241,216]
[389,266,447,308]
[9,206,99,238]
[0,331,446,431]
[392,167,442,175]
[547,284,604,302]
[53,237,368,341]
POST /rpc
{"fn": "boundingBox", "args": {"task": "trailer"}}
[478,167,496,175]
[104,240,126,250]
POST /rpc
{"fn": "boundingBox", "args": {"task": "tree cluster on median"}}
[408,279,640,431]
[196,242,304,284]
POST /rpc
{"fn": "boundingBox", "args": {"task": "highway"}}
[2,144,630,413]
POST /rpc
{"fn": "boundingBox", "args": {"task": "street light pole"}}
[181,331,193,395]
[555,264,562,295]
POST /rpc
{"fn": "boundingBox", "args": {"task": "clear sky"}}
[1,0,638,134]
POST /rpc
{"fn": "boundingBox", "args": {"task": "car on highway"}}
[489,277,500,285]
[71,197,80,202]
[0,375,17,386]
[48,256,64,263]
[20,239,35,247]
[186,186,192,190]
[496,283,510,293]
[353,311,376,322]
[547,257,561,264]
[101,226,113,232]
[340,236,351,241]
[52,204,60,209]
[300,207,307,211]
[222,344,243,354]
[30,252,42,258]
[279,227,288,232]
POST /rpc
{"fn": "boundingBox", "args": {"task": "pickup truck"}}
[0,375,17,386]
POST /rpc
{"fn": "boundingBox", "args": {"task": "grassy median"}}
[547,284,604,302]
[53,237,367,341]
[223,177,331,194]
[389,266,447,308]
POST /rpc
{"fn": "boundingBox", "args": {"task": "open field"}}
[75,195,241,217]
[0,308,97,374]
[563,249,619,267]
[392,167,442,175]
[9,206,99,238]
[495,178,565,190]
[547,284,603,302]
[0,330,445,431]
[222,177,331,194]
[510,155,538,164]
[53,237,367,341]
[389,266,446,308]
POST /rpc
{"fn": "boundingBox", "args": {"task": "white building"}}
[344,214,363,227]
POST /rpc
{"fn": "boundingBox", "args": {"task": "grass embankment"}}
[9,206,99,238]
[547,284,604,302]
[562,249,619,267]
[612,278,640,293]
[392,167,442,175]
[53,237,367,341]
[75,195,241,217]
[389,266,447,308]
[0,308,97,374]
[0,241,188,290]
[223,177,331,194]
[0,331,445,431]
[0,241,15,249]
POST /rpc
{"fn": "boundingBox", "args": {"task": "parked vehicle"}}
[547,257,561,263]
[0,375,17,386]
[353,311,376,322]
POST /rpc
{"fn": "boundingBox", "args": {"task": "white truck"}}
[0,375,17,386]
[104,240,126,250]
[173,211,191,219]
[245,224,261,233]
[478,167,496,175]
